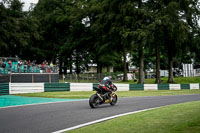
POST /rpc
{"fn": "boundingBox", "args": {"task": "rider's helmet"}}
[103,76,112,80]
[103,77,110,80]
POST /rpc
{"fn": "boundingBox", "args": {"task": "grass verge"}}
[116,77,200,84]
[15,90,200,99]
[67,101,200,133]
[59,77,200,84]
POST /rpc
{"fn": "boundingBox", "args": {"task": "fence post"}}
[62,74,65,83]
[32,74,34,83]
[9,82,11,94]
[49,74,51,83]
[10,73,12,83]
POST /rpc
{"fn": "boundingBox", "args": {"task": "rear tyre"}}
[110,94,117,106]
[89,94,100,108]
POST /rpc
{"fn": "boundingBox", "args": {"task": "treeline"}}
[0,0,200,83]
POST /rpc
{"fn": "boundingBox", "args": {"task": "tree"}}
[31,0,67,62]
[162,0,198,82]
[0,0,40,59]
[89,0,141,81]
[131,0,153,84]
[146,0,199,83]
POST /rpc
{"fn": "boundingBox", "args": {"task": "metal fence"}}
[0,57,59,74]
[60,69,200,83]
[60,73,122,83]
[0,73,59,83]
[182,69,200,77]
[146,69,200,79]
[0,65,59,74]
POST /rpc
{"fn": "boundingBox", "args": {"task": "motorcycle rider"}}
[99,76,116,101]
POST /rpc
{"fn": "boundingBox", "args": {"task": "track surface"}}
[0,95,85,107]
[0,94,200,133]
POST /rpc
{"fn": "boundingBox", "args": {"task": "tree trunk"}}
[59,58,63,74]
[70,56,73,74]
[168,50,174,83]
[63,67,67,74]
[107,66,110,72]
[123,46,127,81]
[97,61,101,81]
[100,65,102,74]
[63,60,67,74]
[137,0,144,84]
[75,51,80,82]
[155,44,161,83]
[138,46,144,84]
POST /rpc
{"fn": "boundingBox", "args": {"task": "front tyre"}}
[89,94,100,108]
[110,94,117,106]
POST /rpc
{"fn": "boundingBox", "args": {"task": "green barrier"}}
[44,83,70,92]
[181,84,190,89]
[93,83,99,91]
[130,84,144,91]
[158,84,169,90]
[0,83,9,95]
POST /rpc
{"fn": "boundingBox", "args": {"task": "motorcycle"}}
[89,84,118,108]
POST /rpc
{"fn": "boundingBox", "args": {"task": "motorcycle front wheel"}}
[110,94,117,106]
[89,94,100,108]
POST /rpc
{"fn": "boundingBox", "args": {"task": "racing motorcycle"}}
[89,84,118,108]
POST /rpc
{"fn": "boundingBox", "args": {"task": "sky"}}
[0,0,38,11]
[21,0,38,11]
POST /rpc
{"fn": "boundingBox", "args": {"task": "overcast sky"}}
[0,0,38,10]
[21,0,38,11]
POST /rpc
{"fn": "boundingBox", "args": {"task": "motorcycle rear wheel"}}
[89,94,100,108]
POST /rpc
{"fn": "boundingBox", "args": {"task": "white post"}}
[9,82,11,94]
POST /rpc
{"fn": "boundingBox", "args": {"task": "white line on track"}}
[52,106,163,133]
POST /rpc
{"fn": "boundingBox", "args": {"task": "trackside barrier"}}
[115,84,129,91]
[170,84,181,90]
[0,83,199,95]
[190,84,199,89]
[10,83,44,94]
[158,84,169,90]
[130,84,199,91]
[0,83,9,95]
[144,84,158,90]
[44,83,70,92]
[70,83,93,91]
[130,84,144,91]
[181,84,190,90]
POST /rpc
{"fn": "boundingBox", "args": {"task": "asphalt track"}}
[0,95,85,107]
[0,94,200,133]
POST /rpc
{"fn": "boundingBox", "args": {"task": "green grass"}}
[67,101,200,133]
[117,77,200,84]
[59,79,99,83]
[15,91,93,99]
[60,77,200,84]
[15,90,200,99]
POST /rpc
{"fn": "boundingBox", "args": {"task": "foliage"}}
[0,0,41,59]
[0,0,200,80]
